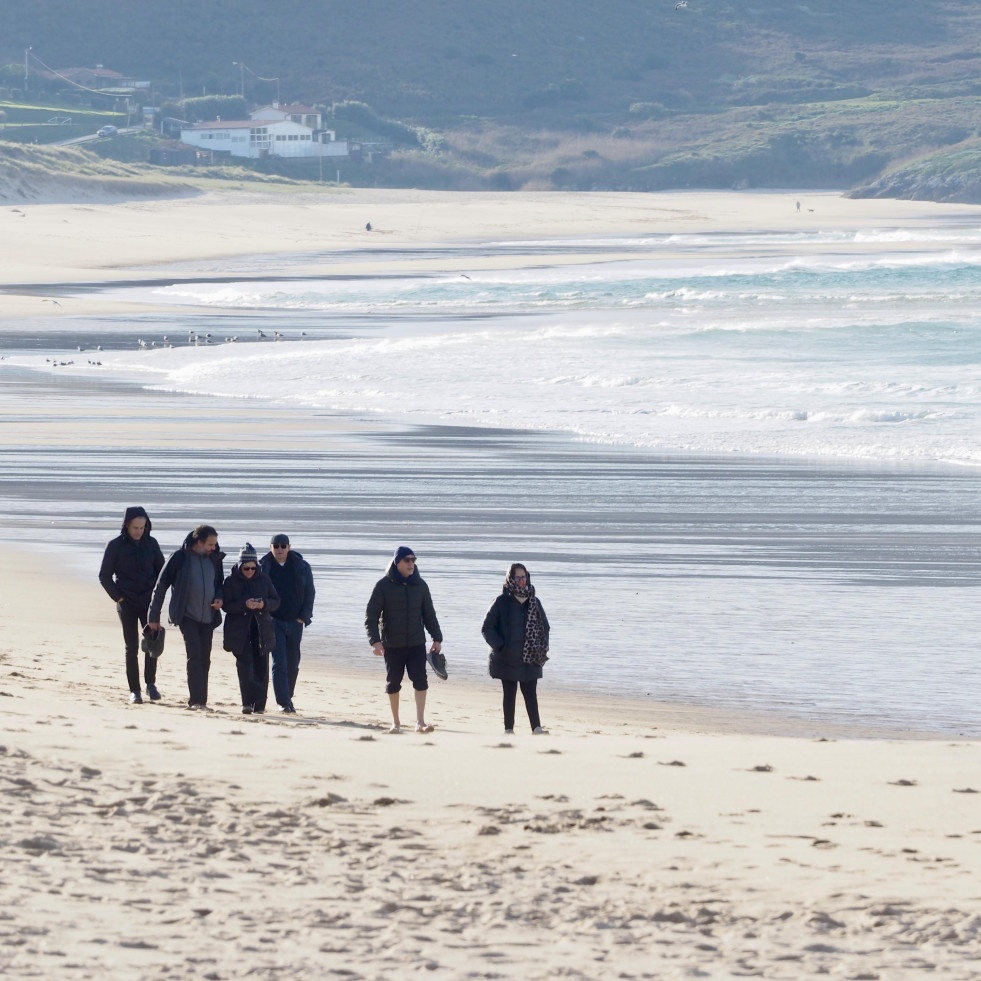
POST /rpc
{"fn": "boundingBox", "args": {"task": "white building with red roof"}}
[181,103,347,159]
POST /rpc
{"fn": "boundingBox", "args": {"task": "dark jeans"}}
[117,600,156,694]
[179,619,214,706]
[384,644,428,694]
[502,679,541,730]
[235,623,269,712]
[271,619,303,709]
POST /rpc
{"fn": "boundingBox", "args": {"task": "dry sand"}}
[2,555,980,979]
[2,187,981,978]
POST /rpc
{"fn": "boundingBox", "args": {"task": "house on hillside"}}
[250,103,322,129]
[180,104,348,160]
[52,66,149,94]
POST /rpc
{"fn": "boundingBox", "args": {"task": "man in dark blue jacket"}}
[259,534,315,714]
[149,524,224,709]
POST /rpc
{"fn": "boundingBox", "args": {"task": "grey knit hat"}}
[238,542,259,567]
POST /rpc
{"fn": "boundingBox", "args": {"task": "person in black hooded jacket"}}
[222,543,280,714]
[99,506,166,704]
[365,545,443,733]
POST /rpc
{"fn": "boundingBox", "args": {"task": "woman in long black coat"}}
[99,506,166,704]
[222,544,280,714]
[481,563,550,734]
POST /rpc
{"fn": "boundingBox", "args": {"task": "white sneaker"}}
[504,728,515,735]
[532,726,548,735]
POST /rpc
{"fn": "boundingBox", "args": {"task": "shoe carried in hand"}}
[427,649,448,680]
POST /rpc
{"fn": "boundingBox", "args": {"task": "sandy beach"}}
[3,554,981,979]
[2,186,981,978]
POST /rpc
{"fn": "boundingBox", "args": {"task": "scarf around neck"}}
[504,573,549,667]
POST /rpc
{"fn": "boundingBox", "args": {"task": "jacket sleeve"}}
[98,539,122,601]
[148,552,179,622]
[151,539,165,578]
[421,582,443,644]
[299,559,315,624]
[265,578,281,615]
[212,554,224,601]
[481,596,504,651]
[364,580,384,645]
[540,601,551,649]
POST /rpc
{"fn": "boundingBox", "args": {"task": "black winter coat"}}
[482,591,550,682]
[365,563,442,649]
[259,549,316,624]
[221,565,280,657]
[149,534,225,628]
[98,508,165,610]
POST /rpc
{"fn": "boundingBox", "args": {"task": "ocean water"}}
[2,222,981,734]
[50,227,981,466]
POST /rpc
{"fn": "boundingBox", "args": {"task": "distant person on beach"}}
[99,506,165,704]
[259,534,315,714]
[222,543,280,714]
[365,221,372,231]
[148,524,224,710]
[365,546,443,733]
[481,563,550,734]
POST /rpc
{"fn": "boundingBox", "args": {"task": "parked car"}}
[97,125,118,137]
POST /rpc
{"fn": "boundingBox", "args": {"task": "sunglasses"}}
[241,565,258,573]
[271,543,289,549]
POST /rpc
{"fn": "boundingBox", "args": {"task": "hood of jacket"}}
[121,506,152,537]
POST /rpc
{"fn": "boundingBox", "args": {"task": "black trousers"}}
[179,619,214,706]
[235,622,269,712]
[502,679,541,730]
[117,600,156,694]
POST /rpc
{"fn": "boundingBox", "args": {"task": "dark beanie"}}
[238,542,259,566]
[393,545,416,565]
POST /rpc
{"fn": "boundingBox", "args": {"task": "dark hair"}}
[508,563,529,581]
[190,524,218,543]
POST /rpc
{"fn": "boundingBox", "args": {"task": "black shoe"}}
[129,691,143,704]
[242,704,254,715]
[146,684,161,702]
[278,703,296,714]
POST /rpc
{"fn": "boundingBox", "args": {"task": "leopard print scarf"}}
[505,572,549,667]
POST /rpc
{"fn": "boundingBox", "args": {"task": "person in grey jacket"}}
[98,506,165,704]
[481,563,550,734]
[365,545,443,733]
[149,524,224,709]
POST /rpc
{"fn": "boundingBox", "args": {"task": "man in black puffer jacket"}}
[365,545,443,733]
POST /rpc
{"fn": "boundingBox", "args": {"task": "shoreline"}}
[3,187,981,318]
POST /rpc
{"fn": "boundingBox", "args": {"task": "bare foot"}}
[388,724,402,734]
[415,723,434,733]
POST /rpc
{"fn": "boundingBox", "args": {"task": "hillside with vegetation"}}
[4,0,981,198]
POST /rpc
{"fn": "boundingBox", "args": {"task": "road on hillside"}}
[53,126,143,147]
